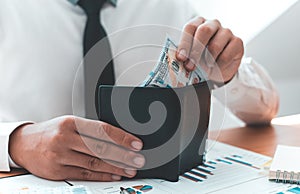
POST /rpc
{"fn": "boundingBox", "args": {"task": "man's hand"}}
[177,17,244,83]
[9,116,145,181]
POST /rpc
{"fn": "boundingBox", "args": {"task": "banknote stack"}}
[141,37,205,88]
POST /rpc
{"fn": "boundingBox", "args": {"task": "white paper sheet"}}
[0,174,67,193]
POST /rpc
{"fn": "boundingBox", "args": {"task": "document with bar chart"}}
[69,141,273,194]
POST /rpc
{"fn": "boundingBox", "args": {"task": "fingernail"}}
[131,141,143,151]
[125,169,136,176]
[133,156,145,167]
[179,49,187,59]
[186,59,196,70]
[112,175,121,181]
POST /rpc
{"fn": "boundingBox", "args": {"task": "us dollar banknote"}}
[141,37,205,88]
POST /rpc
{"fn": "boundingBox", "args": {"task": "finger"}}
[62,150,137,178]
[74,117,143,151]
[207,28,233,61]
[71,134,145,168]
[216,36,244,67]
[177,17,206,61]
[186,20,221,71]
[215,37,244,82]
[63,166,122,181]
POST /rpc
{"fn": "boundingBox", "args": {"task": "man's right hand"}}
[9,116,145,181]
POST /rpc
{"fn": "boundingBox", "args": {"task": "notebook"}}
[269,145,300,183]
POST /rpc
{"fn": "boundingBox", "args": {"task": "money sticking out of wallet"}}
[141,37,205,88]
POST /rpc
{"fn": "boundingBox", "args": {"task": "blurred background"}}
[188,0,300,128]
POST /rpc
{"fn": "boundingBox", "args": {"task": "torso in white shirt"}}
[0,0,194,122]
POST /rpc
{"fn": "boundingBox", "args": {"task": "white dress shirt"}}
[0,0,279,171]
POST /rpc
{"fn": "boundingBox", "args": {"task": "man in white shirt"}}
[0,0,278,181]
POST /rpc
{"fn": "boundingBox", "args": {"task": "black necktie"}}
[78,0,115,119]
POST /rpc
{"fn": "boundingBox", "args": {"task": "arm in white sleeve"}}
[213,57,279,125]
[0,121,32,171]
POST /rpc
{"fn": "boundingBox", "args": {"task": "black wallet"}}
[98,81,211,182]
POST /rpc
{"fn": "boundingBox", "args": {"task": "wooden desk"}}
[0,168,27,179]
[1,116,300,178]
[213,123,300,157]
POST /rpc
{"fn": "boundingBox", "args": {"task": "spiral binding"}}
[276,170,300,184]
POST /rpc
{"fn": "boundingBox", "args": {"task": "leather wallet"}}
[98,81,211,182]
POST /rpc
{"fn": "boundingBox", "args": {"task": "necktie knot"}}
[78,0,106,16]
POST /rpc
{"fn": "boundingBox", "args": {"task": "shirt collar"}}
[68,0,117,7]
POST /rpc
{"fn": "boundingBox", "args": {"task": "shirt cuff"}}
[0,121,33,171]
[213,57,269,105]
[8,154,21,168]
[212,72,246,105]
[212,57,279,124]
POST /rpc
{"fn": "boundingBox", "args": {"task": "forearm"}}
[213,57,279,125]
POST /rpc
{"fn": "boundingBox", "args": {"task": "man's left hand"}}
[176,17,244,83]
